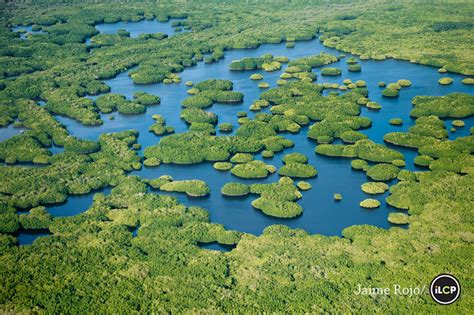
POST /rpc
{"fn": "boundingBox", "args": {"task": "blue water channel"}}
[11,25,44,39]
[3,20,473,245]
[94,18,187,38]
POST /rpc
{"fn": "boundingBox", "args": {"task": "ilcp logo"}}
[430,274,461,305]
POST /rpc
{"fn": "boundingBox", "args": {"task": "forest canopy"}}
[0,0,473,313]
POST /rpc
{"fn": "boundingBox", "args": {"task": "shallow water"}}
[131,224,140,237]
[15,187,111,245]
[94,18,188,38]
[17,186,111,217]
[12,25,44,39]
[48,186,112,217]
[17,229,51,246]
[0,123,24,142]
[5,21,473,242]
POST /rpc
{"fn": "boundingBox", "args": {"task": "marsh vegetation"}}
[0,0,473,313]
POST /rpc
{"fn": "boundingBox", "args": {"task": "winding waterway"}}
[5,19,473,244]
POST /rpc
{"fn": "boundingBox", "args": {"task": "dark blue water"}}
[12,25,44,39]
[131,124,407,236]
[47,186,111,217]
[4,21,473,240]
[17,229,51,246]
[0,123,24,142]
[94,18,187,38]
[49,145,64,154]
[131,224,140,237]
[17,186,111,217]
[12,19,185,44]
[15,187,111,245]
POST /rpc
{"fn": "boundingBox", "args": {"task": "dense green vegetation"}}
[321,67,341,76]
[287,52,338,71]
[230,54,285,72]
[366,163,400,181]
[230,153,253,164]
[316,139,404,163]
[387,212,409,225]
[408,116,448,139]
[351,159,369,171]
[0,132,52,164]
[258,82,270,89]
[266,87,372,144]
[145,115,295,164]
[145,132,233,164]
[452,120,465,127]
[1,130,141,209]
[296,181,312,190]
[230,54,273,71]
[278,162,317,178]
[249,100,270,111]
[2,166,471,312]
[195,79,233,91]
[149,114,174,135]
[133,92,161,105]
[180,108,217,124]
[348,63,361,72]
[414,155,433,167]
[397,79,412,87]
[0,0,473,313]
[148,175,173,188]
[181,79,243,114]
[438,77,453,85]
[213,161,233,171]
[189,122,216,134]
[158,179,211,197]
[96,93,148,114]
[231,160,275,179]
[462,78,474,85]
[361,182,389,194]
[261,150,274,158]
[19,207,53,230]
[221,182,250,196]
[359,198,380,208]
[410,93,474,118]
[181,95,213,108]
[279,154,317,178]
[389,118,403,125]
[250,73,263,80]
[250,177,303,218]
[366,101,381,110]
[381,87,399,98]
[218,123,233,132]
[340,130,367,143]
[282,152,308,164]
[384,113,473,174]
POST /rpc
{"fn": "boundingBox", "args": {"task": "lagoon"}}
[12,25,44,39]
[6,21,473,240]
[94,18,187,38]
